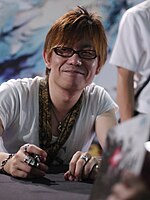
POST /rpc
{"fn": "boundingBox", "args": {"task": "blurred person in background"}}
[110,1,150,122]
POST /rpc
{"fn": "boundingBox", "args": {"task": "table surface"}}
[0,167,93,200]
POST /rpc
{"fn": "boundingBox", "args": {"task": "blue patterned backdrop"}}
[0,0,144,83]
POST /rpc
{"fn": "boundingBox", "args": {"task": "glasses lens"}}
[79,50,97,59]
[53,47,97,59]
[54,47,73,57]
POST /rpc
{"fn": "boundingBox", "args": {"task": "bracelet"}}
[0,154,14,174]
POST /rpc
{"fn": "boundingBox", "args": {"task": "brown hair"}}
[44,6,107,74]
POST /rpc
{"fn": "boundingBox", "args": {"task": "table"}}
[0,166,93,200]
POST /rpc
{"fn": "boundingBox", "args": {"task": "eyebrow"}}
[77,44,94,50]
[81,44,93,48]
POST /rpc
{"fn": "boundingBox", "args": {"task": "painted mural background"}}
[0,0,144,96]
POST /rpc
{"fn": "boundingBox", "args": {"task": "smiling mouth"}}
[63,70,85,75]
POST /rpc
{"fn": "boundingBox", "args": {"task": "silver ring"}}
[24,144,30,153]
[80,155,89,163]
[24,156,40,168]
[95,164,99,170]
[24,156,32,165]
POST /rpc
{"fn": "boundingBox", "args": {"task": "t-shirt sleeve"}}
[109,10,143,71]
[86,84,118,115]
[97,87,118,114]
[0,82,18,129]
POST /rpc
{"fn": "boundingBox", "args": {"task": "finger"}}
[68,151,82,177]
[38,162,48,173]
[22,143,47,157]
[9,157,30,178]
[64,170,76,181]
[81,155,102,180]
[74,153,91,180]
[17,156,47,178]
[82,156,98,179]
[64,171,70,180]
[28,166,46,178]
[11,168,29,178]
[21,144,47,161]
[23,154,48,173]
[11,153,32,172]
[11,165,45,179]
[13,152,47,175]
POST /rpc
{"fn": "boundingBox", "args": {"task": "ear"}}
[43,51,51,69]
[95,57,101,74]
[95,67,101,74]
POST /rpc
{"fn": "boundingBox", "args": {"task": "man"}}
[110,1,150,122]
[0,6,117,181]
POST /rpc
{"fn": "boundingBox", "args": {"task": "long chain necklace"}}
[51,105,63,132]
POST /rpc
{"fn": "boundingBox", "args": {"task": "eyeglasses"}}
[53,47,97,59]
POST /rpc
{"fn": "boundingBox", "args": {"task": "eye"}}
[80,50,96,59]
[57,47,72,54]
[53,47,73,57]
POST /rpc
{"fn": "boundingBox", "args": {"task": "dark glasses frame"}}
[53,47,97,59]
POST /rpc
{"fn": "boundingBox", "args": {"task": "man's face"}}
[44,39,100,92]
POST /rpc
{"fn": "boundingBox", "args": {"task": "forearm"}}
[95,109,117,149]
[117,67,134,122]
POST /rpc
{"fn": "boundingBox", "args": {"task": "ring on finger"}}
[95,164,99,170]
[24,156,40,168]
[24,144,30,153]
[80,155,89,163]
[93,156,102,168]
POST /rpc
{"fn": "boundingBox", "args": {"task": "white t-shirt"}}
[0,76,117,164]
[110,1,150,114]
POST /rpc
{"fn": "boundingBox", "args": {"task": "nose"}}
[67,53,82,66]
